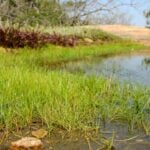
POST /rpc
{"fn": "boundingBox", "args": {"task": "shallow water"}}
[100,122,150,150]
[1,125,150,150]
[63,55,150,86]
[52,54,150,149]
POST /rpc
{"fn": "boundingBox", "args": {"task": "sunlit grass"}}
[44,26,122,41]
[0,66,149,133]
[0,28,149,135]
[6,42,145,70]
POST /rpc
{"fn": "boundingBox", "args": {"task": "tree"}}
[145,10,150,26]
[0,0,68,26]
[62,0,137,25]
[0,0,140,27]
[87,10,132,25]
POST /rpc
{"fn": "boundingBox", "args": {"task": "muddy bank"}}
[1,123,150,150]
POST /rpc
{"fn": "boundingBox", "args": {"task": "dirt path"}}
[93,25,150,46]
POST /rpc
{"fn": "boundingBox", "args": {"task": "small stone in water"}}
[10,137,43,150]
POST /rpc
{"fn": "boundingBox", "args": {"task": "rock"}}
[96,39,103,43]
[32,129,48,139]
[84,38,93,43]
[10,137,43,150]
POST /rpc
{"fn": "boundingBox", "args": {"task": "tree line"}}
[0,0,68,26]
[0,0,149,27]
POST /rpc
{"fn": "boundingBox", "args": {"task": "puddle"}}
[62,55,150,86]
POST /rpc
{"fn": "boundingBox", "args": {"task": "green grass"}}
[0,28,149,136]
[17,26,123,42]
[43,26,122,41]
[5,42,145,70]
[0,64,150,134]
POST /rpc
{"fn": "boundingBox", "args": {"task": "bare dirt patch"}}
[90,25,150,46]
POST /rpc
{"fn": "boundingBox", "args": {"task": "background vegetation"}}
[0,0,143,27]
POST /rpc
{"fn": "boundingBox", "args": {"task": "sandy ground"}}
[91,25,150,46]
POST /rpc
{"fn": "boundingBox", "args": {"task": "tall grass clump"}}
[44,26,122,42]
[0,64,149,134]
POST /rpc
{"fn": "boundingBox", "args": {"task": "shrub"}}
[40,32,77,47]
[0,27,77,49]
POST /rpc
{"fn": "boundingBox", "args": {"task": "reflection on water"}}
[143,58,150,65]
[63,55,150,86]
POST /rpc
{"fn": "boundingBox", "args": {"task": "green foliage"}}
[0,0,68,26]
[64,0,86,7]
[0,27,147,134]
[44,26,123,42]
[0,42,149,133]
